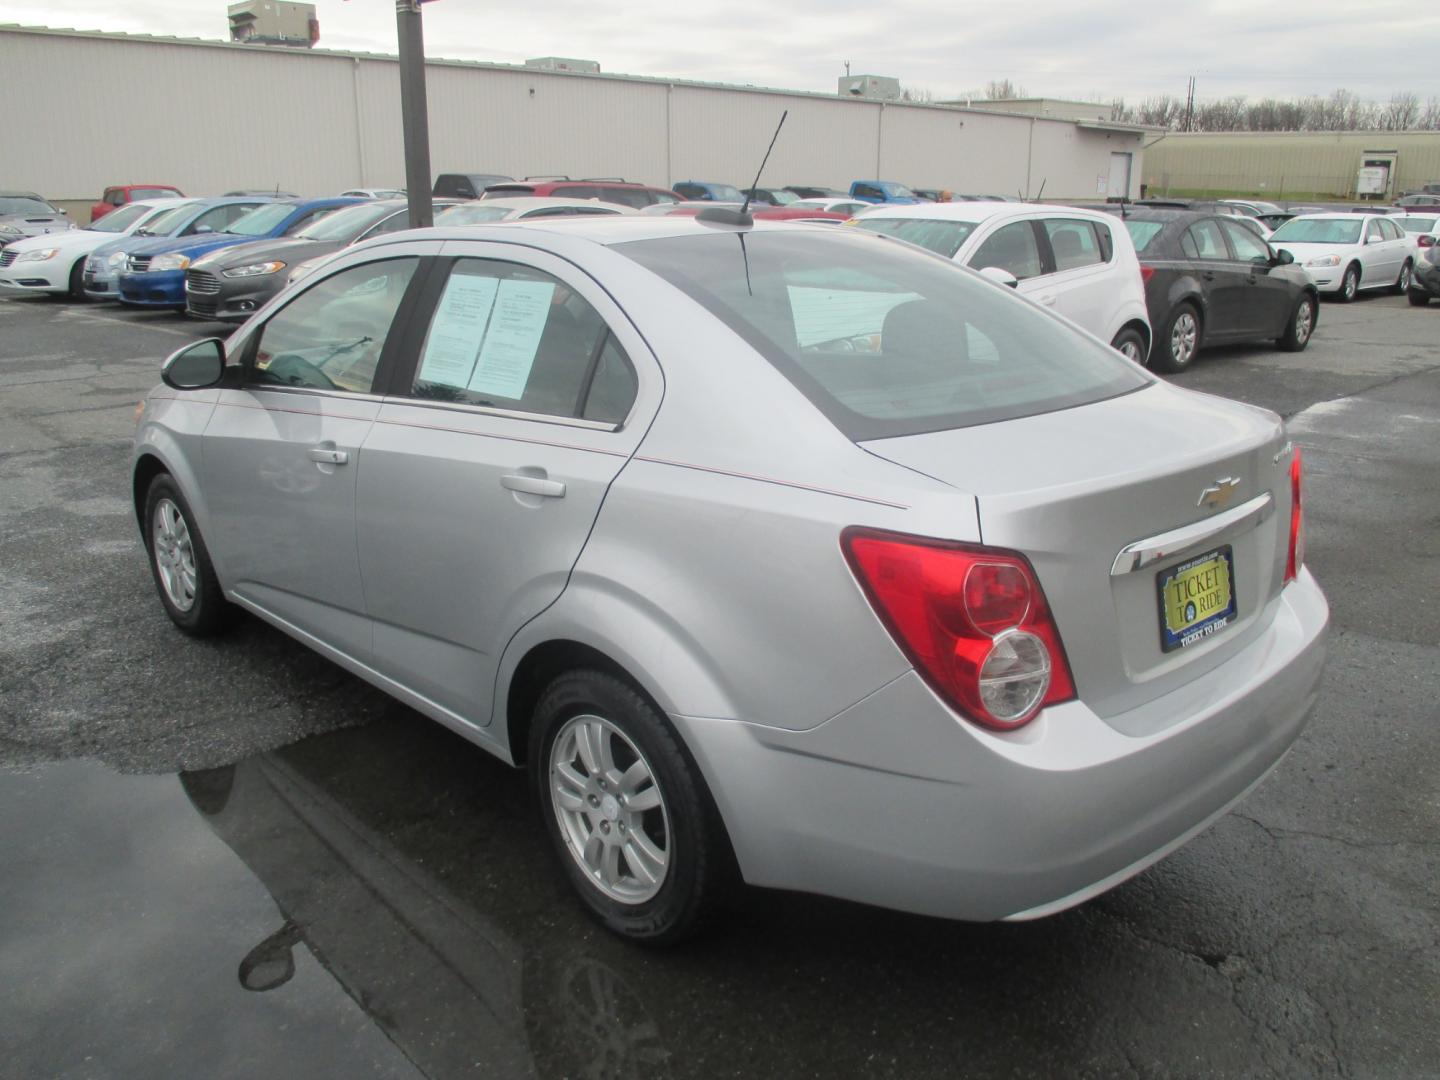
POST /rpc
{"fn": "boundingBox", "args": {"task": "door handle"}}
[1201,271,1216,281]
[1037,294,1057,306]
[308,446,349,465]
[501,473,566,498]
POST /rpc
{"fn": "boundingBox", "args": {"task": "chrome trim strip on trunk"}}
[1110,492,1275,577]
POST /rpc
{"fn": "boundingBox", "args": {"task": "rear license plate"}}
[1157,546,1237,652]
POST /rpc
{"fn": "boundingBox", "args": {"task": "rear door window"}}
[1042,218,1104,270]
[1184,220,1229,260]
[968,220,1043,279]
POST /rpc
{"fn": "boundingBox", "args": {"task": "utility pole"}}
[1183,76,1196,133]
[396,0,434,228]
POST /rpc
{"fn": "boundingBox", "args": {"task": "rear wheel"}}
[1392,260,1413,295]
[530,669,732,945]
[1152,303,1201,373]
[1110,326,1148,366]
[67,257,88,301]
[1277,294,1317,352]
[1408,290,1430,307]
[1336,264,1360,302]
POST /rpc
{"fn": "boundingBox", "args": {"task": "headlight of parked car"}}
[148,253,191,271]
[222,261,287,278]
[1305,254,1342,268]
[0,223,22,235]
[14,248,60,263]
[105,251,128,268]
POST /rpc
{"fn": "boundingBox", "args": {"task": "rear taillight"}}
[1418,235,1434,247]
[842,529,1075,730]
[1284,448,1304,584]
[1140,265,1156,283]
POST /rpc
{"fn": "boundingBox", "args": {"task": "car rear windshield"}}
[852,217,978,258]
[295,202,397,240]
[1123,220,1165,252]
[1270,218,1361,244]
[436,204,519,225]
[618,230,1149,440]
[88,202,152,233]
[1400,216,1437,232]
[224,203,300,236]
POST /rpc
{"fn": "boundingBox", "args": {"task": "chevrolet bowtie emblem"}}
[1197,477,1241,510]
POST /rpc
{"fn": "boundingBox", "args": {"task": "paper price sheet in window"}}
[417,272,556,400]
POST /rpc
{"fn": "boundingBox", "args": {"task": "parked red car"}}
[479,178,680,209]
[90,184,185,222]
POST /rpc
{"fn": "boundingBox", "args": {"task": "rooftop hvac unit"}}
[228,1,319,48]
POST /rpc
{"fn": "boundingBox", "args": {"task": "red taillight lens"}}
[842,528,1076,730]
[1140,265,1156,283]
[1418,235,1434,247]
[1284,448,1304,583]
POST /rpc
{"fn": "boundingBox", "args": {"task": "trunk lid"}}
[860,382,1293,722]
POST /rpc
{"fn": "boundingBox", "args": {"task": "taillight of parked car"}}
[1418,235,1435,247]
[841,529,1076,730]
[1284,448,1305,584]
[1140,265,1156,283]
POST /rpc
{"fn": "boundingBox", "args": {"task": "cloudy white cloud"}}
[2,0,1437,103]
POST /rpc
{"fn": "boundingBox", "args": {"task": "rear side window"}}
[968,221,1043,279]
[1042,218,1104,270]
[250,258,420,393]
[1184,220,1228,260]
[673,183,704,199]
[408,258,636,422]
[435,176,476,198]
[1125,220,1164,253]
[619,230,1148,440]
[854,184,883,200]
[853,217,977,258]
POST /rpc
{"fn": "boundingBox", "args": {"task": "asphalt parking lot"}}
[2,290,1437,1079]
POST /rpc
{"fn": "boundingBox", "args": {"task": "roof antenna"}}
[698,110,788,228]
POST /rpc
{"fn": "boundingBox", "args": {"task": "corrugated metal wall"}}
[1,26,1144,207]
[1145,132,1440,199]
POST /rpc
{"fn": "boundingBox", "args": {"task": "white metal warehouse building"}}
[1,24,1151,216]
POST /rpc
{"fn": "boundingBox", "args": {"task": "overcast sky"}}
[3,0,1438,103]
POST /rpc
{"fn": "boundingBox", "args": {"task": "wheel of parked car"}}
[1392,260,1413,295]
[143,474,231,636]
[1407,290,1430,307]
[1110,327,1148,366]
[1277,294,1317,352]
[1152,303,1202,373]
[1337,264,1360,303]
[67,257,89,301]
[530,669,732,944]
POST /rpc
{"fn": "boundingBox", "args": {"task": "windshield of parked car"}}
[766,190,799,205]
[87,203,153,233]
[852,217,978,258]
[619,229,1148,439]
[133,204,195,236]
[435,204,521,225]
[0,197,55,215]
[1270,218,1362,244]
[1123,220,1166,252]
[882,183,917,198]
[295,202,397,241]
[1399,216,1438,233]
[224,203,302,237]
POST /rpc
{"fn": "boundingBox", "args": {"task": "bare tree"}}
[1381,92,1420,131]
[900,86,935,104]
[983,79,1026,100]
[1422,96,1440,130]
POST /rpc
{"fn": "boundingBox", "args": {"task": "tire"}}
[67,257,89,301]
[1277,294,1317,352]
[1392,260,1413,295]
[142,473,232,636]
[1152,302,1202,373]
[1408,289,1430,307]
[1336,264,1360,303]
[529,669,733,945]
[1110,326,1148,366]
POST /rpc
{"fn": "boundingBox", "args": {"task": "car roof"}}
[441,196,635,213]
[359,214,847,251]
[1285,212,1388,221]
[859,201,1109,224]
[0,190,47,199]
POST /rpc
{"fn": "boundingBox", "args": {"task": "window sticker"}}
[467,279,556,398]
[417,273,500,388]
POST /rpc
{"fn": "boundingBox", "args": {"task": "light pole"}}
[396,0,434,227]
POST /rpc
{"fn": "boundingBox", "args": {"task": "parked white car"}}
[1392,212,1440,262]
[0,197,192,298]
[1268,213,1413,301]
[789,197,875,217]
[854,202,1152,361]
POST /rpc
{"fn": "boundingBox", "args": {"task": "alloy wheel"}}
[549,714,670,904]
[1295,300,1314,345]
[152,498,197,612]
[1171,312,1198,366]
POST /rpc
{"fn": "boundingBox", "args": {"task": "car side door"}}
[1180,218,1245,339]
[1218,218,1293,336]
[1360,218,1396,283]
[353,243,661,730]
[1032,216,1116,339]
[965,219,1048,299]
[200,247,432,661]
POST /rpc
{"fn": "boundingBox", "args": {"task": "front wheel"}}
[530,670,733,945]
[1277,294,1317,352]
[143,474,232,636]
[67,257,89,301]
[1152,303,1201,373]
[1110,327,1148,366]
[1408,289,1430,307]
[1336,264,1360,302]
[1392,260,1413,295]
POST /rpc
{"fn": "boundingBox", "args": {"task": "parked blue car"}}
[114,197,363,308]
[83,197,269,300]
[671,180,744,202]
[849,180,922,205]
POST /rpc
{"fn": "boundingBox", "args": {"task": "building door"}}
[1109,152,1133,200]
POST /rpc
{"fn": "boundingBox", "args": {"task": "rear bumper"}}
[118,269,186,306]
[676,568,1328,922]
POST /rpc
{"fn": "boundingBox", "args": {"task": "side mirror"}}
[978,266,1020,289]
[1272,248,1294,266]
[162,338,226,390]
[58,207,69,215]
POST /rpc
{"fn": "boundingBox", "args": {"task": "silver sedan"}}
[134,216,1329,944]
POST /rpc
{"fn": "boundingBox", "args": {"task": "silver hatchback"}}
[134,217,1329,943]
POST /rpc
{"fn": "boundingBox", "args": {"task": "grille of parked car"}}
[185,270,221,295]
[127,255,153,273]
[0,250,17,268]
